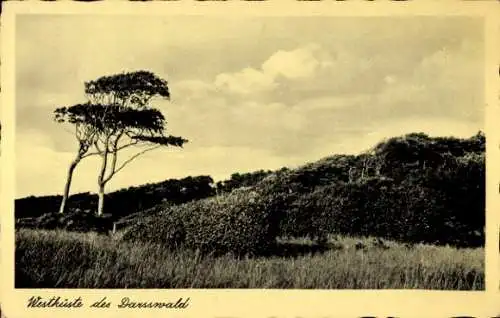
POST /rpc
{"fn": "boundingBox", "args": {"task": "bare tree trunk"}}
[97,181,105,217]
[96,149,109,217]
[58,157,80,214]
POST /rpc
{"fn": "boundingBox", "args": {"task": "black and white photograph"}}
[8,10,490,292]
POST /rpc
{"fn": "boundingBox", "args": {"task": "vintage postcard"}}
[1,1,499,317]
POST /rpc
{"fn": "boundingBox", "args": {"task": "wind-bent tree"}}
[55,71,188,216]
[54,108,100,214]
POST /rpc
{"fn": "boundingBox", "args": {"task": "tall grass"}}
[15,229,483,289]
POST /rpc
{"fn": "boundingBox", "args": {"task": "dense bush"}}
[121,211,186,249]
[215,170,274,193]
[279,155,484,248]
[16,211,113,234]
[252,171,323,241]
[122,189,281,256]
[183,190,281,255]
[248,132,485,248]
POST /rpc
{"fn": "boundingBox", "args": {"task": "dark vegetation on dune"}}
[15,175,217,221]
[16,132,485,254]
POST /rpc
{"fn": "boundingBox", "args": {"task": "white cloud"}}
[215,67,277,95]
[262,43,333,80]
[415,39,482,97]
[386,39,481,122]
[384,75,397,85]
[213,43,334,96]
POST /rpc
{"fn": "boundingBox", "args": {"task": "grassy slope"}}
[15,229,483,289]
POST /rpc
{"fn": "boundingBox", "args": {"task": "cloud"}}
[384,75,397,85]
[215,68,277,95]
[262,43,333,80]
[372,38,484,123]
[161,35,483,159]
[414,39,483,98]
[213,43,334,96]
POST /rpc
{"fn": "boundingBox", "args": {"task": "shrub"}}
[35,213,61,230]
[60,211,112,234]
[123,189,281,256]
[180,189,280,256]
[121,212,186,250]
[253,170,320,240]
[15,211,112,234]
[308,174,484,248]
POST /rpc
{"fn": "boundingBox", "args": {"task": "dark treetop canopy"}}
[84,71,170,106]
[54,103,166,134]
[54,103,188,149]
[131,135,188,147]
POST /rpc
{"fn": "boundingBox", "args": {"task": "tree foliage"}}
[84,70,170,106]
[215,170,274,193]
[54,70,187,216]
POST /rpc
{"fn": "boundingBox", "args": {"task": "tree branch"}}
[94,139,103,154]
[106,145,161,180]
[115,140,141,152]
[97,141,110,186]
[103,131,124,183]
[103,149,118,184]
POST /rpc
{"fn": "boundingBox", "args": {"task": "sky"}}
[15,15,484,198]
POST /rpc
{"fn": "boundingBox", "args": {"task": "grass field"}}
[15,229,484,289]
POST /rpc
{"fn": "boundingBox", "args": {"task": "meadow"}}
[15,229,484,289]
